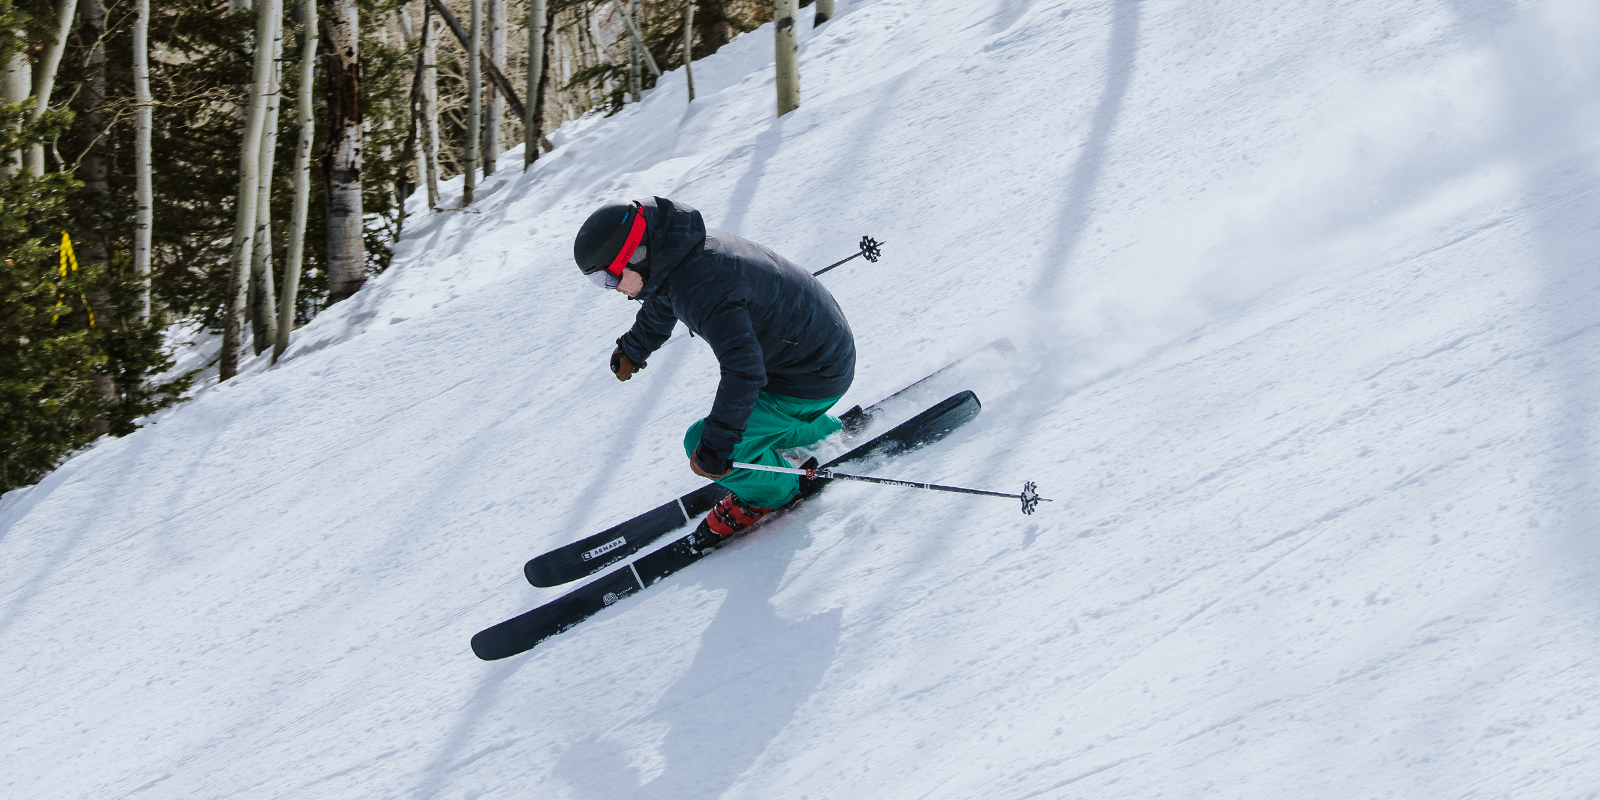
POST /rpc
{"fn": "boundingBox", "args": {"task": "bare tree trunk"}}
[77,0,106,199]
[682,1,694,102]
[422,6,441,202]
[524,0,556,170]
[376,22,396,218]
[581,6,604,109]
[133,0,152,320]
[814,0,833,26]
[482,0,502,173]
[222,0,277,379]
[250,9,283,355]
[323,0,364,303]
[78,0,114,426]
[579,5,600,85]
[427,0,523,120]
[1,48,26,176]
[276,0,317,363]
[627,0,641,103]
[395,2,436,207]
[545,3,591,122]
[26,0,80,175]
[523,0,545,169]
[773,0,798,117]
[464,0,480,204]
[230,0,253,11]
[556,20,575,122]
[621,1,660,79]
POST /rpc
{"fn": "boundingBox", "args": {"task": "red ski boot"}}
[689,493,773,553]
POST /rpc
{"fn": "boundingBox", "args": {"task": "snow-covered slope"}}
[6,0,1600,797]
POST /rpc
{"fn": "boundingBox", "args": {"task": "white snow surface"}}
[6,0,1600,797]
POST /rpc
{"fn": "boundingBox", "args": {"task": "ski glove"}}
[690,445,732,479]
[610,346,646,381]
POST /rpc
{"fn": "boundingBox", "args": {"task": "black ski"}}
[523,338,1015,588]
[471,390,982,661]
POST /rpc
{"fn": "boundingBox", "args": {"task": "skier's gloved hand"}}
[690,445,732,479]
[610,346,646,381]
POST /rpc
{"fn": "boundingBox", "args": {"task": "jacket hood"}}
[635,197,707,299]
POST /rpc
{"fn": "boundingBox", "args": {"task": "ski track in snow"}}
[4,0,1600,797]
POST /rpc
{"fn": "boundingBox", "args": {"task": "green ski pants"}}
[683,391,845,509]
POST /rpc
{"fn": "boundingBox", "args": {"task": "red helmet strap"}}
[606,208,647,278]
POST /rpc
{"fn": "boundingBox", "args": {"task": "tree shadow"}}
[1428,0,1600,593]
[716,119,789,235]
[1031,0,1141,306]
[0,422,201,640]
[1466,3,1600,595]
[919,0,1142,540]
[553,517,843,798]
[812,1,1146,694]
[1521,161,1600,587]
[402,318,695,800]
[407,651,535,800]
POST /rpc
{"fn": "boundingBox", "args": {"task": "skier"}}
[574,197,856,549]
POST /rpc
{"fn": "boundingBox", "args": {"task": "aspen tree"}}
[814,0,833,26]
[773,0,798,117]
[422,5,441,202]
[524,0,546,169]
[621,1,659,78]
[558,13,580,120]
[375,22,394,195]
[223,0,279,380]
[250,6,283,355]
[464,0,480,204]
[683,1,695,102]
[557,22,577,121]
[627,0,641,103]
[483,0,503,173]
[395,2,438,207]
[25,0,79,175]
[133,0,151,320]
[551,24,566,121]
[277,0,318,363]
[583,5,605,107]
[323,0,364,303]
[77,0,116,428]
[1,48,25,176]
[617,0,659,113]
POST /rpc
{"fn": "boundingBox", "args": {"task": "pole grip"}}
[732,461,822,478]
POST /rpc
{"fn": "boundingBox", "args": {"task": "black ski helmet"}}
[573,202,647,280]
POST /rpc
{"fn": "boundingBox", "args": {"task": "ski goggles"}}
[585,205,647,290]
[586,269,621,290]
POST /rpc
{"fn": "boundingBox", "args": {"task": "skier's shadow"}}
[554,518,843,798]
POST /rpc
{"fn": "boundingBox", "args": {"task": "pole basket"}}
[860,235,883,263]
[1020,482,1043,515]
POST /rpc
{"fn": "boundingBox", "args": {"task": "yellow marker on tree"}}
[54,230,93,326]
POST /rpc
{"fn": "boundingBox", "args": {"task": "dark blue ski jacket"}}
[616,197,855,464]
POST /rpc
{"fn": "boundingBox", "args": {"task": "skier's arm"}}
[616,295,676,365]
[694,300,766,467]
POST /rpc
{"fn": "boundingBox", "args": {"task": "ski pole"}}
[732,461,1052,515]
[657,235,884,349]
[812,235,884,277]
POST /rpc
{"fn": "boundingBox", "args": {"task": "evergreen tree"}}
[0,55,186,493]
[1,0,763,493]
